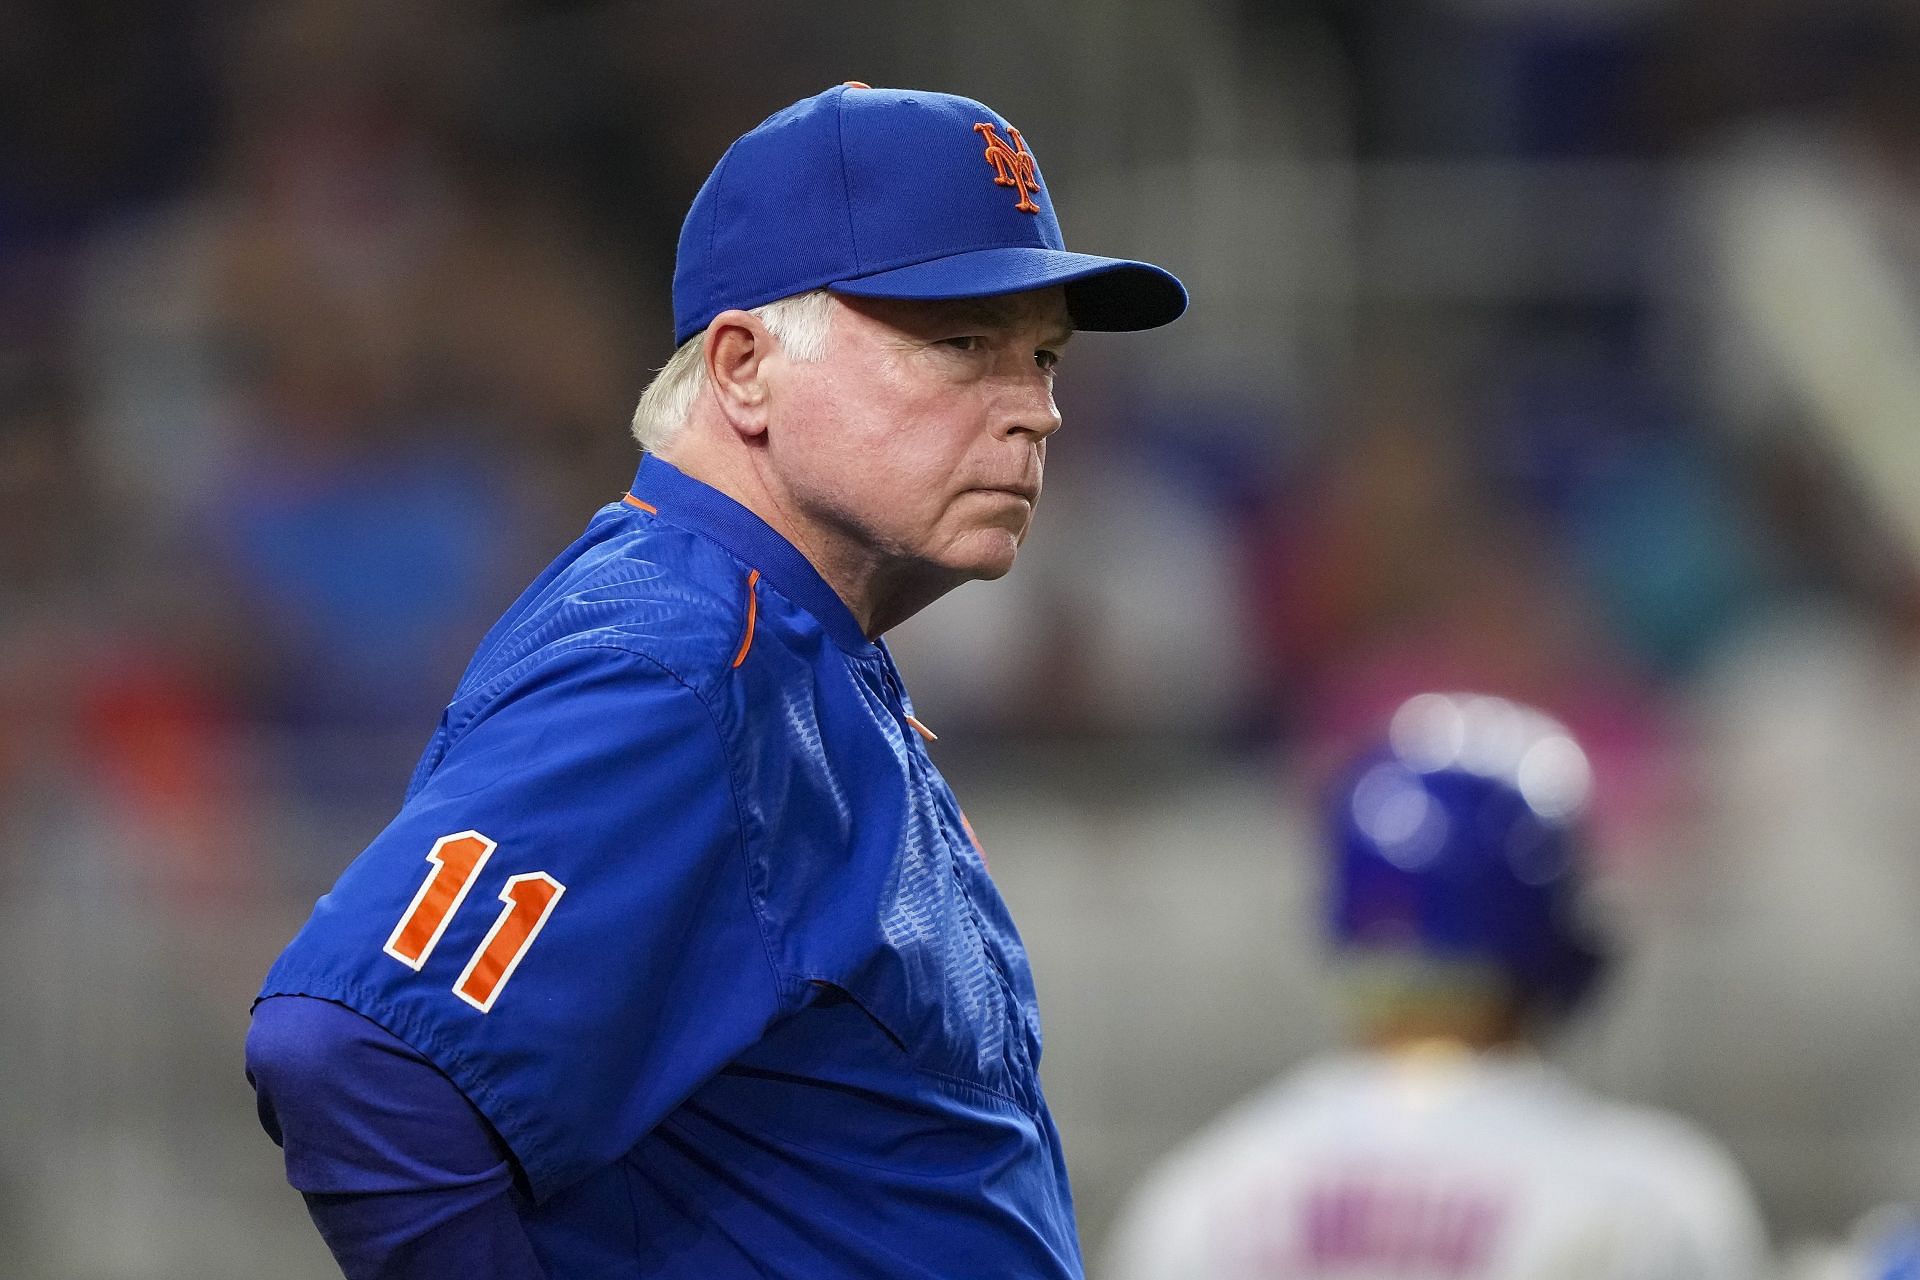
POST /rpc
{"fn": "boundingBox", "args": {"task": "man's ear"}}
[703,310,776,439]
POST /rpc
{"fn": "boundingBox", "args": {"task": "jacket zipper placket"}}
[873,653,1042,1111]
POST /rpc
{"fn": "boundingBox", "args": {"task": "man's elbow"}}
[245,995,440,1194]
[246,994,358,1150]
[244,996,545,1278]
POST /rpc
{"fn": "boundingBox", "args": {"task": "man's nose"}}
[1002,369,1062,441]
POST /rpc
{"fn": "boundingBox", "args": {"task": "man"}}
[245,83,1185,1278]
[1105,692,1771,1280]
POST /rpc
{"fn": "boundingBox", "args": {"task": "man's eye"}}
[1035,349,1060,372]
[941,336,984,352]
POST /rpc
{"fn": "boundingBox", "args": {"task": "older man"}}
[245,84,1185,1279]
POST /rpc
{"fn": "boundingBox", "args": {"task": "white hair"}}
[629,289,835,451]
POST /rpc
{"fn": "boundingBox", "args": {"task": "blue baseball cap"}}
[671,83,1188,346]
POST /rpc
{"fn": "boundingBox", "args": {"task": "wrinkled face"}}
[763,286,1071,594]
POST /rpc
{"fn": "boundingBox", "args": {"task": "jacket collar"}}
[629,453,874,655]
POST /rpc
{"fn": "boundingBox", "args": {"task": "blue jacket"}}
[253,454,1082,1278]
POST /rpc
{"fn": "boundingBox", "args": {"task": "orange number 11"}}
[382,830,566,1013]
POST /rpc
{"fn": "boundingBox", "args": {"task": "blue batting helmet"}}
[1326,692,1606,1014]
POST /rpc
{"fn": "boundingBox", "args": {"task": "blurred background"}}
[5,0,1920,1275]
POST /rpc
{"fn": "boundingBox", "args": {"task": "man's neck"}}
[654,442,946,640]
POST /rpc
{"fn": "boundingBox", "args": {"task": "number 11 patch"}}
[383,831,566,1013]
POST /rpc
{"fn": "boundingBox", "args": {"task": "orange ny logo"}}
[973,123,1041,213]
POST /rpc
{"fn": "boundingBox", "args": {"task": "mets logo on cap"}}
[973,123,1041,214]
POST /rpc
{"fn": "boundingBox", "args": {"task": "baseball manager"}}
[245,82,1187,1279]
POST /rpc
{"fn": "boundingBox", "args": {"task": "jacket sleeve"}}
[256,641,786,1200]
[246,994,547,1279]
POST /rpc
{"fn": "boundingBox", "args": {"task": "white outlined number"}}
[384,831,495,969]
[454,873,566,1013]
[383,832,565,1013]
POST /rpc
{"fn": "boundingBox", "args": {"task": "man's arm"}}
[246,994,547,1280]
[254,644,781,1206]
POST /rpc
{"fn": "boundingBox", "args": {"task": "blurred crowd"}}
[6,0,1920,1276]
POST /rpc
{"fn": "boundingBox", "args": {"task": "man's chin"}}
[969,559,1016,583]
[948,531,1023,582]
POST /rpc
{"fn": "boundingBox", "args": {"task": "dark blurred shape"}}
[0,0,218,245]
[1484,313,1775,676]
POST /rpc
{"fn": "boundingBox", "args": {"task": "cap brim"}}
[828,246,1187,332]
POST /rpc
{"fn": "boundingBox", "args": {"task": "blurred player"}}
[244,83,1185,1278]
[1104,692,1770,1280]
